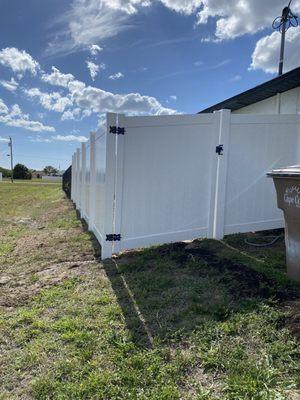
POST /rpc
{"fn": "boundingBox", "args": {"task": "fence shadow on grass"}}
[104,259,155,348]
[101,239,300,348]
[73,201,300,348]
[74,214,154,347]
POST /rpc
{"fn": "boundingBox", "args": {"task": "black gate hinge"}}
[110,126,125,135]
[216,145,224,155]
[106,234,121,242]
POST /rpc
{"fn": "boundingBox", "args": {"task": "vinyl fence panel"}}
[80,143,87,219]
[93,132,107,241]
[76,148,82,212]
[113,113,220,253]
[90,113,117,259]
[75,150,80,205]
[71,111,300,260]
[88,132,96,231]
[82,142,91,221]
[224,114,300,235]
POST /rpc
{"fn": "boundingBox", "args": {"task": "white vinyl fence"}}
[42,176,62,182]
[71,110,300,259]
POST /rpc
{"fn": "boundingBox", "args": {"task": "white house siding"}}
[234,86,300,115]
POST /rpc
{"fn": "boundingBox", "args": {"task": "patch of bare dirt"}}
[11,229,74,258]
[0,259,100,308]
[286,390,300,400]
[0,197,101,310]
[180,364,223,399]
[39,200,72,225]
[15,218,44,230]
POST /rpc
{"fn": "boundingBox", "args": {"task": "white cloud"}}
[0,48,177,139]
[25,88,73,113]
[47,0,205,55]
[230,74,242,81]
[170,95,177,101]
[90,44,103,55]
[0,99,55,132]
[48,0,300,56]
[0,77,19,92]
[0,47,40,75]
[86,61,105,80]
[251,26,300,74]
[29,135,52,143]
[35,63,176,116]
[68,79,86,92]
[13,55,176,118]
[197,0,300,41]
[0,98,9,114]
[138,67,148,71]
[109,72,124,80]
[0,136,9,143]
[61,108,81,120]
[52,134,88,142]
[47,0,134,55]
[160,0,201,14]
[69,82,176,115]
[41,67,75,88]
[194,60,204,67]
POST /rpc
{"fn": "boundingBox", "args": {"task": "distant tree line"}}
[43,166,58,175]
[0,164,60,180]
[0,166,11,178]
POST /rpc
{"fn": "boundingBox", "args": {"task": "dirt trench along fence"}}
[71,110,300,259]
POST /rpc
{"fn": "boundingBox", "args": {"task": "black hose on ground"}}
[244,235,284,248]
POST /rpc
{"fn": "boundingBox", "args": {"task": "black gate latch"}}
[216,145,224,155]
[106,234,121,242]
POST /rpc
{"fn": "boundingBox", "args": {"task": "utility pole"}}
[273,0,298,76]
[8,137,13,183]
[278,6,289,76]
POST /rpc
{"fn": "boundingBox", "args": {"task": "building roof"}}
[199,66,300,113]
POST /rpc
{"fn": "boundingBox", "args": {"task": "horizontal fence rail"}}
[71,111,300,259]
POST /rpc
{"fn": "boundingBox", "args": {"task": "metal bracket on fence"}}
[216,144,224,155]
[106,234,121,242]
[110,126,125,135]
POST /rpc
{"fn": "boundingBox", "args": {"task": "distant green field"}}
[1,178,61,184]
[0,181,299,399]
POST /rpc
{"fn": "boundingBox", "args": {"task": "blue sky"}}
[0,0,299,170]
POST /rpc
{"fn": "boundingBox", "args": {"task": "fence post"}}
[213,109,231,239]
[89,132,96,231]
[101,113,117,260]
[76,149,81,211]
[207,111,221,238]
[112,113,126,255]
[81,143,87,218]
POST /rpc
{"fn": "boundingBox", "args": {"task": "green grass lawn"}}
[2,178,61,184]
[0,181,299,399]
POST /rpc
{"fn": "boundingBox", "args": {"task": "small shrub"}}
[13,163,32,180]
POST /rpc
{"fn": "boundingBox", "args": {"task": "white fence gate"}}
[71,111,300,259]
